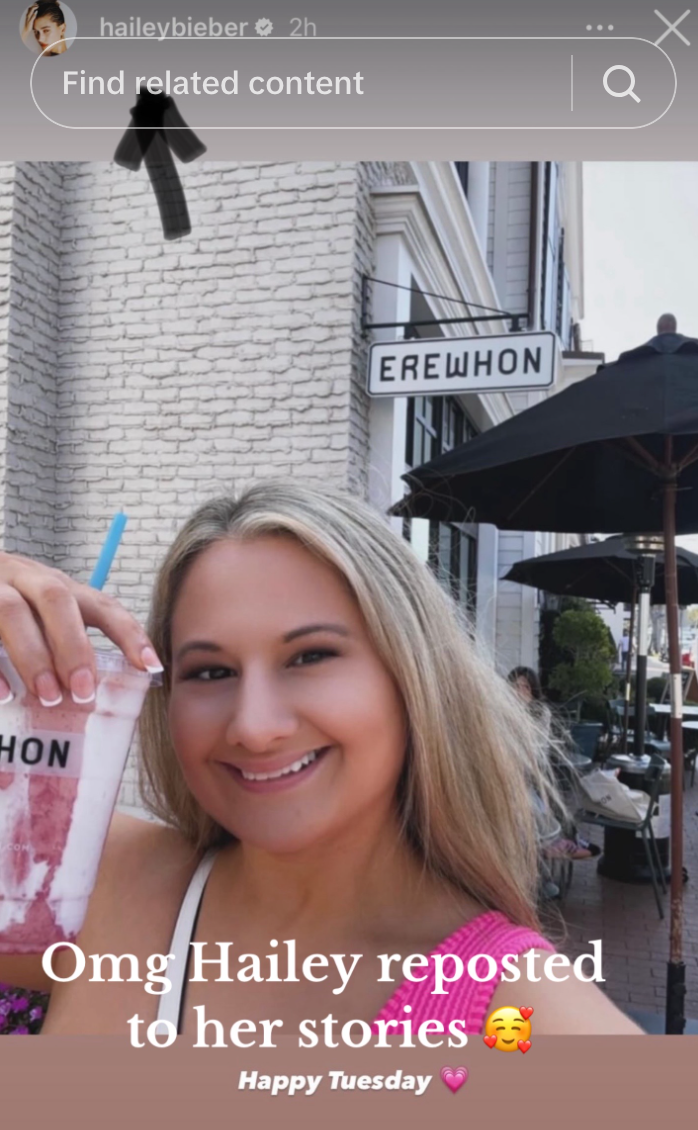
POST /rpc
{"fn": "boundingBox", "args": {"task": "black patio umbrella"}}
[503,535,698,754]
[503,536,698,606]
[393,331,698,1034]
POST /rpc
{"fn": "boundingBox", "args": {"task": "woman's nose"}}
[224,671,298,753]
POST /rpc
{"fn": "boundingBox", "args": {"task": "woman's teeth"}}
[240,749,321,782]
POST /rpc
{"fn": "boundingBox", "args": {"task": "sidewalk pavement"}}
[541,778,698,1024]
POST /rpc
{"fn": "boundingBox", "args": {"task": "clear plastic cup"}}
[0,648,158,954]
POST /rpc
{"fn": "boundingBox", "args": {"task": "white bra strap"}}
[156,848,218,1032]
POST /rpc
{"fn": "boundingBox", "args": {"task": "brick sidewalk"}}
[541,781,698,1021]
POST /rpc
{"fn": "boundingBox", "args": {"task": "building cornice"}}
[371,171,514,427]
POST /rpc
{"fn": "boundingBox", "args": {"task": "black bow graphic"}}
[114,87,206,240]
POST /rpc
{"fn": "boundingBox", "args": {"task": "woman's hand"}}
[0,551,163,706]
[21,4,39,42]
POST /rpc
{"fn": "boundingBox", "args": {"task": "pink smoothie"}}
[0,652,154,954]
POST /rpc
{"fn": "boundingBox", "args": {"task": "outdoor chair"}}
[536,818,574,905]
[645,735,672,758]
[575,754,668,919]
[568,721,604,762]
[606,698,630,752]
[611,700,672,759]
[647,704,698,785]
[539,853,574,904]
[556,691,586,726]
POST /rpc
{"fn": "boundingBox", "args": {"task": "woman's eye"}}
[290,649,337,668]
[188,666,234,681]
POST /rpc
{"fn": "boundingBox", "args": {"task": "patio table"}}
[648,704,698,742]
[649,704,698,715]
[590,755,671,884]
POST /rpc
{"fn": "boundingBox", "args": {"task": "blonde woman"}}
[0,482,639,1036]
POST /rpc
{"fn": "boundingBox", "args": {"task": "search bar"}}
[30,37,675,130]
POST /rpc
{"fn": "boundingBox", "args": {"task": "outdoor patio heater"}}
[622,533,664,758]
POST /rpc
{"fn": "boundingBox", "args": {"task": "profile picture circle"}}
[20,2,77,57]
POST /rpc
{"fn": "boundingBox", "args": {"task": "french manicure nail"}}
[141,646,164,674]
[0,683,14,705]
[35,671,63,708]
[70,667,96,705]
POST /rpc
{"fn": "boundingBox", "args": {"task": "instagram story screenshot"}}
[1,1,697,1125]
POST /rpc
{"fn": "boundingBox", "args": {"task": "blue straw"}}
[89,512,128,590]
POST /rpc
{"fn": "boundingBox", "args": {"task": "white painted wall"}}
[465,162,491,259]
[490,161,532,318]
[366,231,411,527]
[491,162,585,674]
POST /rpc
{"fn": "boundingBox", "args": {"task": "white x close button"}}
[654,9,691,47]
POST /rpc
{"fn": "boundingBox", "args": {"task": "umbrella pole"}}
[622,592,636,754]
[633,562,656,758]
[663,451,685,1034]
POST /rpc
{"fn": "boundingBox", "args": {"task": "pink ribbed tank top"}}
[372,910,554,1035]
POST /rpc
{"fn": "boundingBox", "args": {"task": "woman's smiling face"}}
[168,535,408,853]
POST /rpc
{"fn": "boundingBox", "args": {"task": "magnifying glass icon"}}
[603,65,641,103]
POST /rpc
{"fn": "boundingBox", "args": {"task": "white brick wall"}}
[0,163,13,547]
[0,163,63,562]
[53,160,365,616]
[0,159,413,809]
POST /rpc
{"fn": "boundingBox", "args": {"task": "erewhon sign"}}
[367,332,557,397]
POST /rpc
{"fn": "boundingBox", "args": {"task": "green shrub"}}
[539,596,591,703]
[646,676,668,704]
[548,608,617,713]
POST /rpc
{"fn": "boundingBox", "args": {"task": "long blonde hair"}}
[139,480,562,930]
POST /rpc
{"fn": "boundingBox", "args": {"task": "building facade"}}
[0,159,590,810]
[364,160,594,670]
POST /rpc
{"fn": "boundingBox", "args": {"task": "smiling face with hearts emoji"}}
[484,1006,533,1051]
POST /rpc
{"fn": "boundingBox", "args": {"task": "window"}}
[555,228,573,348]
[405,396,439,468]
[540,162,559,332]
[401,284,479,613]
[405,393,479,612]
[453,162,469,200]
[540,162,574,347]
[428,520,478,609]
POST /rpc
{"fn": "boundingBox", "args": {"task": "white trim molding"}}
[371,173,515,429]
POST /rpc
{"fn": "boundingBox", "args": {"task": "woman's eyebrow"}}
[282,624,351,642]
[173,625,350,662]
[174,640,224,662]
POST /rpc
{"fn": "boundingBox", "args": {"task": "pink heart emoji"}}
[519,1007,534,1020]
[440,1066,469,1093]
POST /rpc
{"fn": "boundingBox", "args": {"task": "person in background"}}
[507,667,600,863]
[507,667,548,726]
[656,313,677,334]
